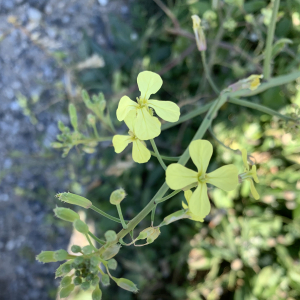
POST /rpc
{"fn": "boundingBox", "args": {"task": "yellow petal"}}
[116,96,138,121]
[134,107,161,140]
[124,110,136,132]
[137,71,162,100]
[189,184,210,220]
[147,100,180,122]
[251,165,259,183]
[132,139,151,163]
[166,164,198,190]
[189,140,213,174]
[241,148,249,170]
[248,179,260,200]
[206,165,239,191]
[184,190,193,204]
[182,201,188,210]
[112,135,132,153]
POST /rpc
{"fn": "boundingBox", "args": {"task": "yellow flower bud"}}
[110,188,126,205]
[191,15,207,51]
[56,192,92,209]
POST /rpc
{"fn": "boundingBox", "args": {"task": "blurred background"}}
[1,0,300,299]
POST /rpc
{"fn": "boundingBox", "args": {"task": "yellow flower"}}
[239,149,260,200]
[229,74,263,92]
[116,71,180,140]
[182,190,204,222]
[112,111,151,164]
[166,140,239,220]
[191,15,207,51]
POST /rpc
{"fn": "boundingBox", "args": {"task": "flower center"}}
[128,130,137,140]
[136,97,148,108]
[198,173,207,183]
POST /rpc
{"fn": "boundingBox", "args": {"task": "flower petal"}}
[189,140,213,174]
[189,184,210,221]
[184,190,193,204]
[137,71,162,100]
[241,148,249,170]
[166,164,197,190]
[182,201,188,210]
[124,110,136,132]
[132,139,151,163]
[206,165,239,191]
[134,107,161,140]
[147,100,180,122]
[112,135,132,153]
[116,96,138,121]
[248,179,260,200]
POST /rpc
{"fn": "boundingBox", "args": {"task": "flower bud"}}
[91,276,100,286]
[147,227,160,244]
[54,249,69,261]
[53,207,80,223]
[69,103,78,131]
[109,188,126,205]
[191,15,206,51]
[56,192,92,209]
[90,256,101,267]
[105,230,117,242]
[74,256,84,265]
[60,284,74,298]
[36,251,57,263]
[101,274,110,286]
[74,277,82,286]
[101,244,121,260]
[87,114,96,126]
[99,99,106,112]
[55,261,73,278]
[82,90,93,109]
[51,142,63,148]
[61,276,72,288]
[71,245,81,253]
[136,227,156,240]
[81,281,90,291]
[115,278,138,293]
[107,259,117,270]
[82,245,94,255]
[159,209,190,227]
[73,219,89,234]
[92,285,102,300]
[229,74,263,92]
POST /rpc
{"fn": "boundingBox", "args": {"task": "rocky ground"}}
[0,0,127,299]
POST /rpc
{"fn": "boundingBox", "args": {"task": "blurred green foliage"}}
[48,0,300,299]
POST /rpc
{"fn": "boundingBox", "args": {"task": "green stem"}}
[155,189,182,204]
[263,0,280,79]
[201,51,220,94]
[150,139,167,170]
[88,231,106,245]
[90,205,123,224]
[92,123,100,139]
[116,204,127,229]
[73,137,113,146]
[150,151,180,161]
[85,234,97,250]
[229,98,296,122]
[151,205,157,226]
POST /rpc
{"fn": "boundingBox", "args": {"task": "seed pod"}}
[109,188,126,205]
[61,276,72,288]
[36,251,57,263]
[54,206,80,223]
[56,192,92,209]
[107,259,117,270]
[115,277,138,293]
[81,281,90,291]
[60,284,74,298]
[71,245,81,253]
[73,219,89,234]
[101,244,121,260]
[101,274,110,286]
[82,245,94,255]
[54,249,69,261]
[92,285,102,300]
[104,230,117,242]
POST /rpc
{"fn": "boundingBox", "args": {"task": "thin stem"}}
[116,204,127,229]
[263,0,280,79]
[201,51,220,94]
[90,205,123,224]
[73,137,113,146]
[85,234,97,251]
[150,151,180,161]
[155,190,182,204]
[92,123,100,139]
[151,205,157,226]
[229,98,296,122]
[88,231,106,245]
[150,139,167,170]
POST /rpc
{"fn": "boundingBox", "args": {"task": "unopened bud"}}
[68,103,78,131]
[105,230,117,242]
[101,274,110,286]
[147,227,160,244]
[74,256,84,265]
[99,99,106,111]
[115,278,138,293]
[107,259,117,270]
[81,281,90,291]
[159,209,190,227]
[60,284,74,298]
[82,90,93,109]
[90,256,101,267]
[56,192,92,209]
[92,285,103,300]
[54,207,80,223]
[136,227,156,240]
[51,142,63,148]
[73,219,89,234]
[61,276,72,288]
[101,244,121,260]
[71,245,81,253]
[91,276,100,286]
[87,114,96,126]
[54,249,69,261]
[110,188,126,205]
[36,251,57,263]
[58,120,66,131]
[55,260,73,278]
[82,245,94,255]
[191,15,207,51]
[229,74,263,92]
